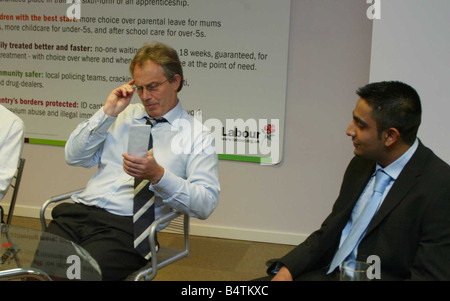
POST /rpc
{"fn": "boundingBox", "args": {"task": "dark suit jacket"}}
[278,141,450,280]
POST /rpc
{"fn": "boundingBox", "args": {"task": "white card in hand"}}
[128,124,151,157]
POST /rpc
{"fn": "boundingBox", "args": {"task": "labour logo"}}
[263,124,275,140]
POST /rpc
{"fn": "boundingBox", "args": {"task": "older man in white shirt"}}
[46,42,220,280]
[0,104,24,224]
[0,104,24,201]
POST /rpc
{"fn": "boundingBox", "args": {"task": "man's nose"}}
[142,88,154,99]
[346,122,355,137]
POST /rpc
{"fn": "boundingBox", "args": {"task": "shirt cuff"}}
[268,261,284,276]
[150,168,178,199]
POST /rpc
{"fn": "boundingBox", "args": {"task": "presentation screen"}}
[0,0,291,164]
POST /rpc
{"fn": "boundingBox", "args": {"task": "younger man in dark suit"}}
[268,81,450,281]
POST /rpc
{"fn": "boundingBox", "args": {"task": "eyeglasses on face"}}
[134,77,171,94]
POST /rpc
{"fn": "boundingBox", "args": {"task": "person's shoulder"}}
[412,142,450,185]
[116,103,145,120]
[423,146,450,174]
[125,102,145,113]
[0,105,24,127]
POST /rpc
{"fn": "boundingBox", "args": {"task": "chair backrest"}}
[2,158,26,224]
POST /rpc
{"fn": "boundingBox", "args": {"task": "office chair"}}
[0,158,26,225]
[39,189,190,281]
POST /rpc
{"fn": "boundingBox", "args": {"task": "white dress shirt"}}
[0,104,24,200]
[65,101,220,221]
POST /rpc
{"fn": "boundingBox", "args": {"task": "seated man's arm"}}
[409,186,450,280]
[0,118,24,199]
[123,128,220,220]
[153,137,220,220]
[65,81,134,168]
[65,108,116,168]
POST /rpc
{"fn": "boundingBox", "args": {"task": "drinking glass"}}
[340,260,371,281]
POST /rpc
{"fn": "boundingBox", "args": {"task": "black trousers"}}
[46,202,148,281]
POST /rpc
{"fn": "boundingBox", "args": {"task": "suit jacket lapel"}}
[338,160,375,230]
[366,142,427,234]
[348,165,374,211]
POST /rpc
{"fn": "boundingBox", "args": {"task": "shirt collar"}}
[374,138,419,180]
[134,100,183,125]
[161,100,183,125]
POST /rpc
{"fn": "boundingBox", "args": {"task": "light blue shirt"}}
[65,101,220,221]
[338,139,419,262]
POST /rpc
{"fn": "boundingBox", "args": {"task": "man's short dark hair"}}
[357,81,422,145]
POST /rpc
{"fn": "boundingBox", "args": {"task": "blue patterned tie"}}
[327,169,392,273]
[133,117,166,259]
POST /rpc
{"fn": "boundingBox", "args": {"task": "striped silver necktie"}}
[133,117,166,259]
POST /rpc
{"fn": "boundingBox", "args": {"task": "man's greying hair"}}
[357,81,422,145]
[130,42,184,92]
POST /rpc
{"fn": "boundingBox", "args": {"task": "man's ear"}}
[384,127,400,147]
[172,74,182,91]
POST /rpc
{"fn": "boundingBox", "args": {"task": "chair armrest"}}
[149,210,183,255]
[146,210,185,280]
[125,209,190,281]
[0,268,53,281]
[40,189,84,231]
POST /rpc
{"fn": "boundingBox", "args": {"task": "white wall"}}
[6,0,373,245]
[370,0,450,164]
